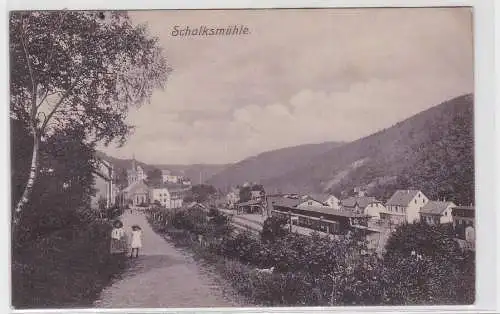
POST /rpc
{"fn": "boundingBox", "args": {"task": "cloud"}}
[101,8,473,165]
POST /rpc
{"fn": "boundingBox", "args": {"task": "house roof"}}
[187,202,207,209]
[420,201,456,215]
[275,204,369,218]
[159,168,184,176]
[341,196,380,209]
[237,199,262,207]
[150,182,189,192]
[269,196,302,208]
[453,205,475,211]
[451,205,475,218]
[123,180,149,193]
[306,193,337,204]
[386,190,422,206]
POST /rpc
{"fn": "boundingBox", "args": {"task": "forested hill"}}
[261,94,474,206]
[206,141,345,191]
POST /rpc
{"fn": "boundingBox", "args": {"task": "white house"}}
[340,196,386,219]
[226,188,240,209]
[180,177,192,186]
[161,169,182,184]
[382,190,429,224]
[150,183,187,208]
[251,190,265,201]
[298,193,341,210]
[419,200,456,225]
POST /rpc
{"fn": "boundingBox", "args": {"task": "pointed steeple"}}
[132,154,137,170]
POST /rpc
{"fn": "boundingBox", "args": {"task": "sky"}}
[100,7,473,165]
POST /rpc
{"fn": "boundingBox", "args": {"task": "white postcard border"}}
[1,0,497,314]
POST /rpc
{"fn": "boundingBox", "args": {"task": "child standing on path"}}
[110,220,127,255]
[130,225,143,258]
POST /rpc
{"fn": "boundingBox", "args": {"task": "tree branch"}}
[20,16,37,129]
[37,90,62,110]
[40,74,83,132]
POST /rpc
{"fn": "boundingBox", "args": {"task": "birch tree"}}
[10,10,170,226]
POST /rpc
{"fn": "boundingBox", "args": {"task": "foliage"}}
[10,10,170,220]
[384,222,461,262]
[98,196,107,210]
[186,184,218,203]
[261,216,288,243]
[12,221,127,309]
[10,11,169,141]
[11,118,129,307]
[239,186,252,203]
[146,207,475,306]
[146,168,162,185]
[12,118,99,244]
[251,184,265,192]
[382,222,474,304]
[114,168,128,189]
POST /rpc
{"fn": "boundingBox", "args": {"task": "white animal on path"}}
[255,266,275,274]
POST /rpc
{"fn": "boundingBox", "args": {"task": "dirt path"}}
[94,211,239,308]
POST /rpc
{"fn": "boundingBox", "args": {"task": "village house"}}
[251,190,265,201]
[226,188,240,209]
[272,198,372,235]
[341,196,386,219]
[150,183,188,209]
[298,193,341,210]
[419,200,456,225]
[381,190,429,224]
[236,199,265,214]
[161,169,183,184]
[354,187,367,197]
[180,177,192,186]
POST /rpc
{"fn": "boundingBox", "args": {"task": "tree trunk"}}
[13,131,40,226]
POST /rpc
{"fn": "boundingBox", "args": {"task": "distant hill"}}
[95,151,228,185]
[206,141,344,191]
[151,163,229,185]
[95,94,474,206]
[260,94,474,206]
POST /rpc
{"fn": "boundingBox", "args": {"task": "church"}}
[119,157,189,208]
[127,157,148,186]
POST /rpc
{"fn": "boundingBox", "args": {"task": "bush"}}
[12,221,127,308]
[382,223,475,305]
[261,216,288,243]
[146,205,476,306]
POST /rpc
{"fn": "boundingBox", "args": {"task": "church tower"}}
[132,153,137,171]
[127,154,138,186]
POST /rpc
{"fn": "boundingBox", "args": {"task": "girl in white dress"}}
[130,225,143,258]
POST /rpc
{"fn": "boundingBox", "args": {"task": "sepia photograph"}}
[9,7,476,310]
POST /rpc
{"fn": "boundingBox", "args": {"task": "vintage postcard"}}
[9,7,476,310]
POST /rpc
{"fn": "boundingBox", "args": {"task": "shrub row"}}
[12,213,127,309]
[146,207,475,306]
